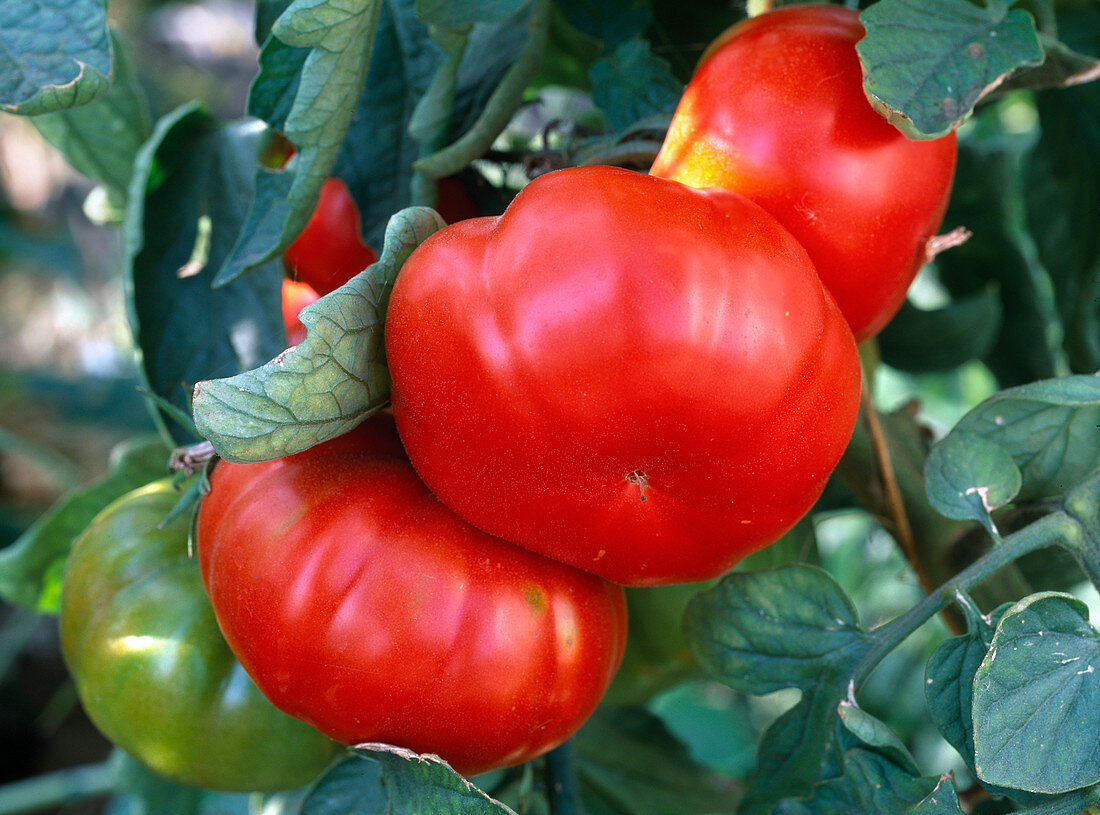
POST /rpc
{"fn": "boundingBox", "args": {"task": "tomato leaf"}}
[773,750,962,815]
[1025,82,1100,376]
[589,38,683,131]
[215,0,383,284]
[973,592,1100,793]
[0,436,169,613]
[924,431,1021,535]
[301,749,517,815]
[736,686,845,815]
[417,0,529,26]
[928,115,1063,385]
[192,206,445,463]
[29,31,152,208]
[925,603,1055,805]
[573,707,740,815]
[684,564,872,695]
[123,104,286,443]
[555,0,651,49]
[836,703,919,777]
[857,0,1044,138]
[0,0,111,114]
[944,374,1100,502]
[877,286,1003,373]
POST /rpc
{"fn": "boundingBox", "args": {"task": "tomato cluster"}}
[64,4,959,790]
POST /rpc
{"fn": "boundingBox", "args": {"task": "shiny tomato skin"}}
[649,5,957,341]
[197,413,627,777]
[283,177,378,296]
[385,165,861,586]
[281,278,320,346]
[60,481,340,791]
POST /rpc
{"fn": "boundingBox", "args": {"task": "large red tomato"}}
[197,413,627,777]
[385,165,861,586]
[648,5,957,341]
[283,177,378,296]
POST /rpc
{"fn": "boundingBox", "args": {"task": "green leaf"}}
[123,104,286,443]
[30,30,152,206]
[192,206,445,463]
[925,604,1053,805]
[774,750,958,815]
[301,749,516,815]
[736,687,844,815]
[414,0,551,180]
[683,564,872,695]
[217,0,384,282]
[1025,82,1100,375]
[574,707,740,815]
[554,0,651,49]
[973,592,1100,794]
[857,0,1044,138]
[417,0,528,26]
[924,431,1022,534]
[836,703,919,776]
[0,0,112,114]
[934,118,1068,386]
[0,436,169,613]
[589,38,683,132]
[948,374,1100,502]
[877,286,1003,373]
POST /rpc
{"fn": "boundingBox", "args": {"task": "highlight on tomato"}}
[196,412,628,777]
[649,4,957,341]
[59,481,341,791]
[385,165,861,586]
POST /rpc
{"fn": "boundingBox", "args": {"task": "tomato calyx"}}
[924,226,973,264]
[169,441,217,477]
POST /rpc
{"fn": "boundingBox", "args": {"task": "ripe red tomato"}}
[281,278,320,346]
[648,5,957,341]
[283,177,378,296]
[197,413,627,777]
[385,165,861,586]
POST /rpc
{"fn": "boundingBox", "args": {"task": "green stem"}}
[545,740,581,815]
[857,511,1080,687]
[1064,470,1100,590]
[0,761,116,815]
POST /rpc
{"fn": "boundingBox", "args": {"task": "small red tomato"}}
[197,413,627,777]
[283,178,378,296]
[649,5,957,341]
[385,165,861,586]
[280,278,319,346]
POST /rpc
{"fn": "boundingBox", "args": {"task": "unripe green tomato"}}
[59,480,341,791]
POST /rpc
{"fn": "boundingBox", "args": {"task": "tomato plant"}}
[283,177,378,296]
[649,4,958,341]
[5,0,1100,811]
[59,480,340,791]
[196,412,628,778]
[385,165,861,586]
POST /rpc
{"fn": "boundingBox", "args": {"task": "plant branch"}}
[0,761,115,815]
[856,511,1080,687]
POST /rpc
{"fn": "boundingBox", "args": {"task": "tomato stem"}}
[545,740,581,815]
